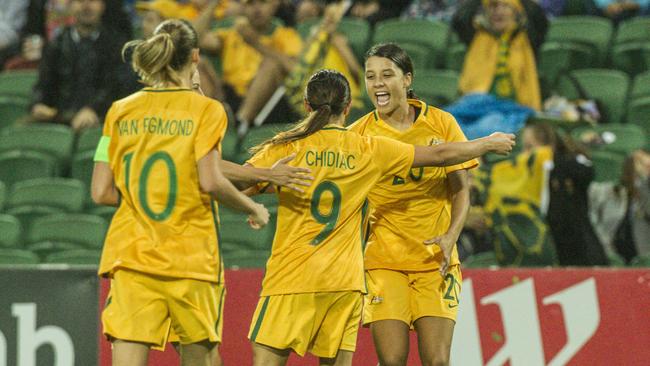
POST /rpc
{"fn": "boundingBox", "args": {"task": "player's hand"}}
[268,154,313,193]
[71,107,100,131]
[31,103,57,121]
[486,132,516,155]
[424,232,457,277]
[247,202,269,229]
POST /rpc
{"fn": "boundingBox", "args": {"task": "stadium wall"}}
[0,267,648,365]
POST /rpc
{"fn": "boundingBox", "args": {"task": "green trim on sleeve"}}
[94,136,111,163]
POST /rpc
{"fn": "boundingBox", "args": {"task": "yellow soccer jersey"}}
[217,25,302,96]
[98,88,228,283]
[247,126,415,296]
[348,100,479,271]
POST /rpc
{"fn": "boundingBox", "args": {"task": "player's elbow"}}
[91,184,113,206]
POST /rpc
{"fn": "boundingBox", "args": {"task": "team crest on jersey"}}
[370,295,383,304]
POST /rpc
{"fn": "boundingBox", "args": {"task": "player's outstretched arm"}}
[220,154,313,193]
[198,149,269,229]
[412,132,515,168]
[91,162,120,206]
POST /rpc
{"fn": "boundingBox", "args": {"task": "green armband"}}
[94,136,111,163]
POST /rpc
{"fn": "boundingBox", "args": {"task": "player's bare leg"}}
[370,319,410,366]
[319,349,354,366]
[179,339,219,366]
[111,339,149,366]
[252,342,290,366]
[236,57,285,135]
[413,316,455,366]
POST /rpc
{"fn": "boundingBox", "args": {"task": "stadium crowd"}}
[0,0,649,268]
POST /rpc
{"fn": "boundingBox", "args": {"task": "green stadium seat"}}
[546,16,613,65]
[411,69,460,106]
[538,42,594,85]
[218,211,274,250]
[5,205,62,234]
[87,205,116,223]
[462,251,499,268]
[44,249,101,265]
[7,178,86,212]
[0,70,38,99]
[0,214,22,248]
[627,96,650,135]
[0,95,29,131]
[71,150,96,188]
[629,254,650,267]
[372,19,449,69]
[0,248,40,265]
[572,124,646,155]
[27,241,86,259]
[610,42,650,76]
[613,17,650,45]
[445,43,466,72]
[400,43,434,72]
[0,124,75,163]
[0,180,5,211]
[220,129,239,161]
[590,150,625,182]
[630,70,650,103]
[556,69,630,123]
[28,214,107,249]
[76,126,102,154]
[222,248,269,269]
[240,123,293,154]
[0,150,57,188]
[607,252,626,267]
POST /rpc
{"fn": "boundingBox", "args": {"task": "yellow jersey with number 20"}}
[348,100,479,271]
[247,126,414,296]
[98,88,228,283]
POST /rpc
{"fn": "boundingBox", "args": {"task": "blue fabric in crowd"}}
[444,93,534,139]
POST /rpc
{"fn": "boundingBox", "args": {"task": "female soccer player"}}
[91,19,276,366]
[348,43,473,366]
[243,69,515,366]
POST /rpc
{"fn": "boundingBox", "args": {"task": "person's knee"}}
[420,348,450,366]
[378,352,408,366]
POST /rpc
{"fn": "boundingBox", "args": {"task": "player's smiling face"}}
[364,56,412,114]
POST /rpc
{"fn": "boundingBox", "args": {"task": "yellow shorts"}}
[102,269,225,350]
[363,266,462,327]
[248,291,362,358]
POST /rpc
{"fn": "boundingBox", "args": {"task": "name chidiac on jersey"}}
[305,149,356,170]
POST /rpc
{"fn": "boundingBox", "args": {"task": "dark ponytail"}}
[250,70,350,154]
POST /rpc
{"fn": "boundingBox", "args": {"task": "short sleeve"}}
[194,101,228,161]
[441,111,479,173]
[94,136,110,163]
[246,143,288,168]
[273,27,302,57]
[371,136,415,179]
[99,104,117,164]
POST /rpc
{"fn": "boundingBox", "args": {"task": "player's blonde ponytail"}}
[122,19,198,87]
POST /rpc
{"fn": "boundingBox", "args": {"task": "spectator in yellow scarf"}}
[452,0,548,110]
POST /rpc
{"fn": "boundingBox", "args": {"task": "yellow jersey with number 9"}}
[348,100,479,271]
[247,126,414,296]
[98,88,228,283]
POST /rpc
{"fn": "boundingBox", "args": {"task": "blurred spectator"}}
[0,0,29,70]
[401,0,464,22]
[594,0,649,22]
[523,123,611,266]
[200,0,302,134]
[29,0,132,131]
[453,0,548,110]
[349,0,410,25]
[590,149,650,261]
[135,0,224,100]
[178,0,240,22]
[290,1,363,112]
[5,0,131,70]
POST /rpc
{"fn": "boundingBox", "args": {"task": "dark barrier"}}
[0,265,98,366]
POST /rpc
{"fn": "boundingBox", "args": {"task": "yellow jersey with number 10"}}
[98,88,228,283]
[247,126,415,296]
[348,99,479,271]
